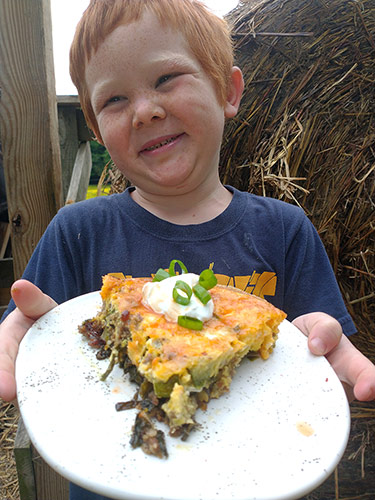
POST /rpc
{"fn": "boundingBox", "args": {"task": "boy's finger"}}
[0,308,33,402]
[0,363,17,402]
[336,337,375,402]
[353,368,375,401]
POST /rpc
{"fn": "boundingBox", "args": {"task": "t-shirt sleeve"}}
[1,206,93,321]
[282,211,356,335]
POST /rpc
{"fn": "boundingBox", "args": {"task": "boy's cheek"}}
[96,122,119,150]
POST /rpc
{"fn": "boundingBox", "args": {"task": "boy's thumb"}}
[11,280,57,320]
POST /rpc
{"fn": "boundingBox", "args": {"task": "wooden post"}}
[65,142,93,204]
[57,95,93,201]
[0,0,63,280]
[14,419,37,500]
[15,416,70,500]
[57,99,80,200]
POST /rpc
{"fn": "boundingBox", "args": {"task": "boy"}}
[0,1,374,498]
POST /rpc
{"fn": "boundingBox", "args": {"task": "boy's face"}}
[85,11,240,198]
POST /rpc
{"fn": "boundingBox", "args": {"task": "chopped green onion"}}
[198,268,217,290]
[152,268,170,282]
[173,280,192,305]
[169,259,188,276]
[178,316,203,330]
[193,284,211,305]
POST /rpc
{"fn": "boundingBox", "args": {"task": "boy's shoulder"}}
[231,187,305,220]
[58,190,129,217]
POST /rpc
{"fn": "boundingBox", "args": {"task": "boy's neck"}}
[130,182,232,225]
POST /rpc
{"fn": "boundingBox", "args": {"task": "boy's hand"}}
[0,280,57,402]
[293,312,375,402]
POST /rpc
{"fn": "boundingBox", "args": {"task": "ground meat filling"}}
[79,317,177,458]
[78,319,105,349]
[130,411,168,459]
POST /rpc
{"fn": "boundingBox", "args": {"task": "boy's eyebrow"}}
[150,53,199,71]
[90,81,117,109]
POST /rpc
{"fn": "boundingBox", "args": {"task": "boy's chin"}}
[133,173,198,194]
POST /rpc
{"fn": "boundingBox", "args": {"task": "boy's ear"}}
[224,66,244,119]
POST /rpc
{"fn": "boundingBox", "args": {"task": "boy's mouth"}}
[140,134,183,153]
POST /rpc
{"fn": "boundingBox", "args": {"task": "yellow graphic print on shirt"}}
[111,271,277,300]
[215,271,277,299]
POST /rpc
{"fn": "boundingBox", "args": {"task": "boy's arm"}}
[0,280,57,402]
[293,312,375,402]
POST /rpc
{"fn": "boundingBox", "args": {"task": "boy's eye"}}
[156,74,174,87]
[105,95,126,107]
[109,96,122,103]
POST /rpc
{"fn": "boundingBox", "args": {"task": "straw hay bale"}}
[0,401,19,500]
[221,0,375,354]
[220,2,375,496]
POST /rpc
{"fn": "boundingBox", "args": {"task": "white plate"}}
[16,291,350,500]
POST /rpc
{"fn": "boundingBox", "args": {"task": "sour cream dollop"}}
[142,273,214,323]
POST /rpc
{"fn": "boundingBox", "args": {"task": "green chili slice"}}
[178,315,203,330]
[169,259,188,276]
[198,268,217,290]
[172,280,192,305]
[193,284,211,305]
[152,268,170,282]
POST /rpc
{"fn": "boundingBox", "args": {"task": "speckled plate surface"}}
[16,291,350,500]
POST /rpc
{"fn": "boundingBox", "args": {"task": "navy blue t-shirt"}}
[3,186,356,334]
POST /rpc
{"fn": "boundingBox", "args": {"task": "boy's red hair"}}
[69,0,234,141]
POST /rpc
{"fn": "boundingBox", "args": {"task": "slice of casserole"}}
[79,265,286,458]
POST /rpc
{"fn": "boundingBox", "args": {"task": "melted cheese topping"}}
[98,275,286,384]
[142,273,214,323]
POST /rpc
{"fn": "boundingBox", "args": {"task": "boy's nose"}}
[132,97,166,129]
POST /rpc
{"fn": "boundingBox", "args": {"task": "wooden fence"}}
[0,2,91,496]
